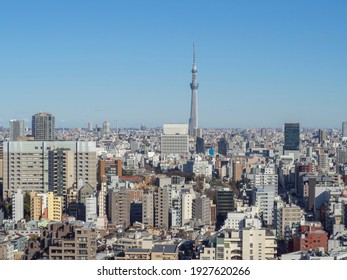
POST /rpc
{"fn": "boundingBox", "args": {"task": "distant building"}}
[160,124,189,155]
[196,137,205,154]
[218,138,228,156]
[32,112,55,140]
[284,123,300,151]
[9,120,25,141]
[343,122,347,139]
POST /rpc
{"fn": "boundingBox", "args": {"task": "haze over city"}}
[1,0,347,128]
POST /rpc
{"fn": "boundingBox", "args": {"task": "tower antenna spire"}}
[193,43,196,64]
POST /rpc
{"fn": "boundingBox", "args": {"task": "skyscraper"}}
[32,112,55,140]
[9,120,25,141]
[188,43,199,137]
[284,123,300,151]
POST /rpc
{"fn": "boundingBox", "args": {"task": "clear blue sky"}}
[1,0,347,129]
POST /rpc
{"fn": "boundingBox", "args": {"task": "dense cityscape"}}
[1,44,347,261]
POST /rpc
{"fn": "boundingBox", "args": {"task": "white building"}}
[12,189,24,223]
[161,124,189,155]
[86,193,97,222]
[255,185,275,226]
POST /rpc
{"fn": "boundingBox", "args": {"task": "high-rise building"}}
[142,192,154,227]
[188,43,199,137]
[342,122,347,139]
[102,121,110,136]
[3,141,97,200]
[107,188,130,228]
[160,124,189,155]
[193,195,211,225]
[284,123,300,151]
[47,192,62,221]
[216,189,234,229]
[32,112,55,140]
[12,189,24,223]
[9,120,25,141]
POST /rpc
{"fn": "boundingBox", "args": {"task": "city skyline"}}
[1,1,347,128]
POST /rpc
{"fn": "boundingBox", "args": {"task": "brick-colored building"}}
[291,224,328,252]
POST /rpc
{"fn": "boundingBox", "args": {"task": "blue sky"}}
[1,0,347,129]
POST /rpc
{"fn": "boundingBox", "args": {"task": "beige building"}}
[142,192,154,227]
[275,202,303,239]
[30,192,48,220]
[0,241,14,260]
[2,141,97,200]
[151,245,178,260]
[47,192,62,222]
[199,231,242,260]
[242,228,277,260]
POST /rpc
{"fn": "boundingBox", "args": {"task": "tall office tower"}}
[343,122,347,139]
[9,120,25,141]
[3,141,97,200]
[188,43,199,137]
[284,123,300,151]
[102,121,110,136]
[85,193,97,222]
[160,124,189,155]
[32,112,55,140]
[216,189,234,229]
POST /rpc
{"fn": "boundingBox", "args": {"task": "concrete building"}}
[151,245,179,260]
[47,192,62,221]
[154,187,169,229]
[108,188,130,228]
[32,112,55,141]
[85,193,97,223]
[12,189,24,223]
[193,195,211,225]
[9,120,25,141]
[0,241,14,260]
[255,185,275,226]
[2,141,97,200]
[48,224,97,260]
[182,192,194,225]
[242,228,277,260]
[142,192,154,227]
[274,202,303,239]
[161,124,189,155]
[30,192,48,221]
